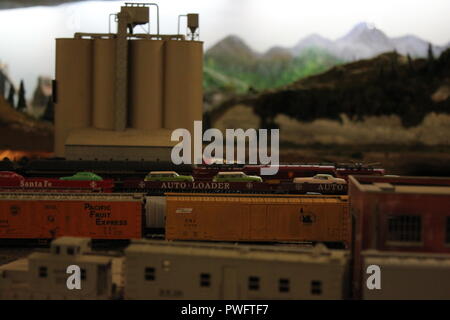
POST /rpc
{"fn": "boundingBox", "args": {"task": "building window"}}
[387,215,421,242]
[311,280,322,295]
[446,217,450,244]
[200,273,211,287]
[39,266,47,278]
[248,276,260,291]
[81,269,86,280]
[279,278,290,293]
[145,267,155,281]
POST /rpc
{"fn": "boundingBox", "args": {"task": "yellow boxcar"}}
[165,193,350,247]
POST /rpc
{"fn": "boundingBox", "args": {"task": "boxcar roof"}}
[0,192,145,201]
[28,252,113,264]
[126,240,349,265]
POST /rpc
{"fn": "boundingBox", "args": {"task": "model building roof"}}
[349,175,450,195]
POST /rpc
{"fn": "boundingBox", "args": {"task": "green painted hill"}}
[203,35,343,93]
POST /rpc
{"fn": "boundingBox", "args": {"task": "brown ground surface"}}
[0,96,53,152]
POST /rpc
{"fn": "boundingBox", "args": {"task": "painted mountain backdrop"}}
[204,22,449,93]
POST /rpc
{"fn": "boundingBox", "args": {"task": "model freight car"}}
[0,171,114,193]
[123,177,348,195]
[0,193,144,240]
[0,237,121,300]
[192,164,335,181]
[125,239,350,300]
[165,193,351,247]
[193,164,384,182]
[0,237,350,300]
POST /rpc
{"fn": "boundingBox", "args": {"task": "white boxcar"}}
[125,240,350,300]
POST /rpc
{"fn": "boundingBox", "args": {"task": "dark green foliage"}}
[7,84,15,107]
[0,71,5,98]
[17,80,26,111]
[42,96,54,122]
[427,43,436,74]
[427,43,435,62]
[251,48,450,128]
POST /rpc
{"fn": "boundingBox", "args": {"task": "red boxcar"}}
[348,175,450,298]
[0,193,143,240]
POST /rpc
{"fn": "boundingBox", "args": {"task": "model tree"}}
[42,96,54,122]
[0,71,5,98]
[427,43,435,62]
[427,43,436,75]
[6,85,15,107]
[407,54,415,74]
[17,80,26,111]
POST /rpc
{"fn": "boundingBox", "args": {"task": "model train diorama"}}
[2,173,450,300]
[1,3,449,301]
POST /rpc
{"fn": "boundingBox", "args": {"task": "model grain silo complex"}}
[54,3,203,161]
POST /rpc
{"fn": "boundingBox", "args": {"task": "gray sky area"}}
[0,0,449,95]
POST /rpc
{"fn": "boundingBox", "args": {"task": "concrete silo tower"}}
[53,3,203,161]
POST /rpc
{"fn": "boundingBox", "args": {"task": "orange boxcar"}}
[0,193,143,239]
[165,193,351,247]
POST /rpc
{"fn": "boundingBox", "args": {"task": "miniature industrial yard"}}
[1,1,450,302]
